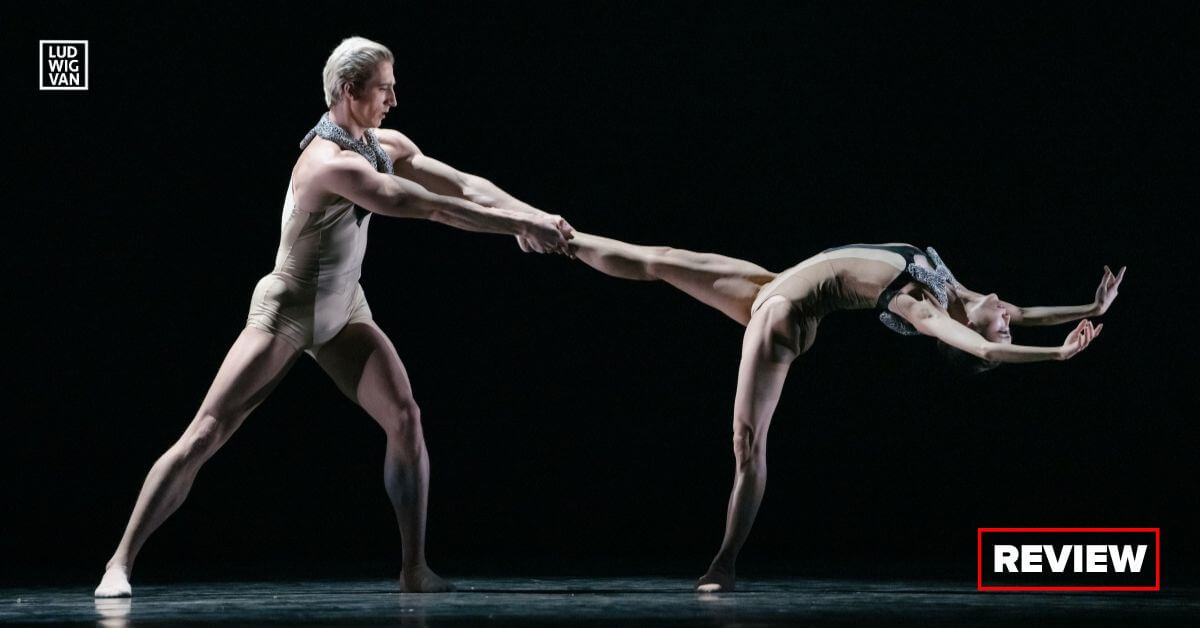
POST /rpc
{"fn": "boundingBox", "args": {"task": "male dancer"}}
[95,36,573,596]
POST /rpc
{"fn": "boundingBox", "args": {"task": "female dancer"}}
[567,233,1124,591]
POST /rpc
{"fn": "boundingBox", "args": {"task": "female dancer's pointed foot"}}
[696,565,736,592]
[94,565,132,598]
[400,565,455,593]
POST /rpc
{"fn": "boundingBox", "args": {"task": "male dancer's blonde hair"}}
[322,36,394,107]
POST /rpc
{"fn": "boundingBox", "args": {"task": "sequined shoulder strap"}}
[878,246,958,337]
[904,246,957,309]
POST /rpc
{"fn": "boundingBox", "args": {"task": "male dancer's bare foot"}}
[400,565,454,593]
[94,565,132,598]
[696,564,735,592]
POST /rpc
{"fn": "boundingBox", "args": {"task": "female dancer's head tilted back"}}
[867,244,1011,375]
[937,290,1011,374]
[567,232,1124,591]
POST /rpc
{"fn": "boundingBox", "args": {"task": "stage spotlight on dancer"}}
[567,233,1124,591]
[95,36,574,597]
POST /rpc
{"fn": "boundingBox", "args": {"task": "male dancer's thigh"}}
[186,327,302,444]
[312,321,416,422]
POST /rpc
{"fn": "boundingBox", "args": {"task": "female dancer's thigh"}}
[649,247,777,326]
[572,233,776,326]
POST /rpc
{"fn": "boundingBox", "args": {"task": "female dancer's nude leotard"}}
[245,114,391,357]
[749,243,957,352]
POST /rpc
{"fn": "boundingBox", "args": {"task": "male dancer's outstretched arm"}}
[376,129,574,253]
[322,153,573,251]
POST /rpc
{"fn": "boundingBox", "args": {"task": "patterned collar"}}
[299,113,394,175]
[299,113,393,225]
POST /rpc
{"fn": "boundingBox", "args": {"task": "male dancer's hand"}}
[519,214,575,257]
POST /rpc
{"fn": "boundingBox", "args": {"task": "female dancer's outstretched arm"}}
[891,294,1102,362]
[957,265,1126,327]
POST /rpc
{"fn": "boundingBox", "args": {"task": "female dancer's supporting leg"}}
[696,295,803,592]
[570,233,804,591]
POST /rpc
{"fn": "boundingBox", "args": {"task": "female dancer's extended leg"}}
[570,232,807,591]
[570,232,776,325]
[312,320,452,593]
[96,327,301,597]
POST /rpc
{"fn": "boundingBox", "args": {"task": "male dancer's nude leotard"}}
[245,183,372,357]
[749,244,953,352]
[245,115,387,357]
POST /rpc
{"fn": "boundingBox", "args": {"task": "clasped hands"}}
[516,213,576,257]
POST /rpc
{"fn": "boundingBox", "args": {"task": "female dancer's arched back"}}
[568,232,1124,591]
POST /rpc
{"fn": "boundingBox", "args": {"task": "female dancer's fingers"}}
[1115,266,1127,285]
[1067,322,1085,351]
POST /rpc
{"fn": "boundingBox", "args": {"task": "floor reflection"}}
[0,577,1193,626]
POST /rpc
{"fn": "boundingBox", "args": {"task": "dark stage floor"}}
[2,577,1197,626]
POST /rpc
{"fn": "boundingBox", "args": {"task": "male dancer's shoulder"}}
[374,128,421,163]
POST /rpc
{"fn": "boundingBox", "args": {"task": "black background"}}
[6,1,1198,588]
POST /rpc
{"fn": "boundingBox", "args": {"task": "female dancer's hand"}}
[1093,265,1126,314]
[1060,319,1102,360]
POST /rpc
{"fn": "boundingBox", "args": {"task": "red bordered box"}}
[977,527,1160,591]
